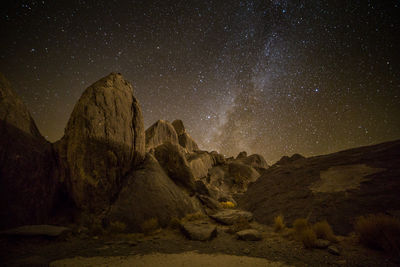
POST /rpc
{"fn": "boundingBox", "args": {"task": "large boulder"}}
[210,209,253,225]
[227,162,260,192]
[172,119,199,152]
[154,142,196,192]
[180,221,217,241]
[0,73,61,229]
[107,154,201,231]
[145,120,179,151]
[56,73,145,212]
[187,151,215,179]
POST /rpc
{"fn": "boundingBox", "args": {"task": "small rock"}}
[210,209,253,225]
[180,221,217,241]
[236,229,262,241]
[243,248,250,254]
[328,245,340,255]
[315,239,331,249]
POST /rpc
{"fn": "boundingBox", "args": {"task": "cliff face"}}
[57,73,146,212]
[0,73,61,229]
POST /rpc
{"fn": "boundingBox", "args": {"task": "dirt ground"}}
[1,221,398,267]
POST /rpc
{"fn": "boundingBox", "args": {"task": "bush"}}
[355,214,400,253]
[220,201,236,209]
[299,227,317,249]
[293,218,309,233]
[183,212,207,222]
[313,221,337,242]
[274,215,285,232]
[108,221,127,233]
[141,218,159,235]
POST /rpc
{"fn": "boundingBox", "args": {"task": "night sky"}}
[1,0,399,164]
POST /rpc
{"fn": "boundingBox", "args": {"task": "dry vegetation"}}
[141,218,159,235]
[313,221,338,242]
[220,201,236,209]
[355,214,400,254]
[108,221,127,233]
[275,216,338,249]
[273,215,285,232]
[182,212,207,222]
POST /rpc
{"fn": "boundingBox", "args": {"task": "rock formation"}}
[172,119,199,152]
[107,154,201,231]
[0,73,61,229]
[154,142,196,193]
[145,120,179,151]
[238,140,400,234]
[56,73,145,212]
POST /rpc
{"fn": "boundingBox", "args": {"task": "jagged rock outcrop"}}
[145,120,179,151]
[172,119,199,152]
[107,154,201,231]
[0,73,61,229]
[236,154,269,170]
[56,73,145,212]
[154,142,196,193]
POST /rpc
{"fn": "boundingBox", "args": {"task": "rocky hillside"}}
[0,72,268,231]
[237,140,400,234]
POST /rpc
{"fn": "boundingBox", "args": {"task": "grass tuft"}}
[220,201,236,209]
[274,215,285,232]
[313,220,337,242]
[355,214,400,254]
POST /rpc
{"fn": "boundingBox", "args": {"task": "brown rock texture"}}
[238,140,400,234]
[57,73,145,212]
[107,153,201,231]
[0,73,61,229]
[172,119,199,152]
[145,120,179,151]
[154,142,196,193]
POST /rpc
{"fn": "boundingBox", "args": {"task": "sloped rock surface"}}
[107,154,201,231]
[210,210,253,225]
[172,119,199,152]
[238,140,400,234]
[154,142,196,192]
[145,120,179,151]
[57,73,145,212]
[0,73,61,229]
[180,221,217,241]
[187,151,215,178]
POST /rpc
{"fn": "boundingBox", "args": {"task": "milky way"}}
[1,0,399,163]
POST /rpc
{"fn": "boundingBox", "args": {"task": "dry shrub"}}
[141,218,159,235]
[274,215,285,232]
[355,214,400,253]
[89,221,104,236]
[220,201,236,209]
[293,218,309,233]
[226,217,251,234]
[183,212,207,222]
[299,227,317,248]
[169,217,181,229]
[108,221,127,233]
[313,221,337,242]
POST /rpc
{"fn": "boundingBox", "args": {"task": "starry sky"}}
[1,0,399,164]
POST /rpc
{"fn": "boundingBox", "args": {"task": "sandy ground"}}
[50,252,290,267]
